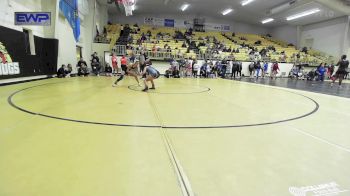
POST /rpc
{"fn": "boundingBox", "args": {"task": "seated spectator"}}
[105,63,113,77]
[165,59,180,78]
[280,52,287,62]
[91,59,101,76]
[316,63,326,81]
[77,57,88,68]
[65,64,73,77]
[78,64,89,77]
[302,47,308,54]
[146,30,152,37]
[57,64,66,78]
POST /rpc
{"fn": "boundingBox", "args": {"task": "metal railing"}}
[112,45,127,55]
[111,45,333,66]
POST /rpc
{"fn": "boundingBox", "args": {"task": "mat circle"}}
[8,82,319,129]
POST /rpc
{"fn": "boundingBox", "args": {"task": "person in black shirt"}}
[105,63,113,77]
[77,58,89,77]
[65,64,72,77]
[91,52,99,63]
[91,59,101,76]
[57,64,66,78]
[331,55,349,87]
[77,58,87,68]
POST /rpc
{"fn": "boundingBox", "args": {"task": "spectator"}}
[65,64,73,77]
[91,52,99,63]
[327,64,335,79]
[121,55,128,71]
[262,61,269,78]
[139,51,147,74]
[255,61,261,79]
[105,63,113,77]
[316,63,326,81]
[77,57,88,68]
[271,61,280,79]
[91,59,101,76]
[57,64,66,78]
[111,53,118,75]
[192,60,199,78]
[78,64,89,77]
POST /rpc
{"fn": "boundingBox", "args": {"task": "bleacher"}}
[103,24,334,66]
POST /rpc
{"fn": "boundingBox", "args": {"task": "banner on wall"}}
[144,17,175,27]
[206,23,231,31]
[153,18,164,26]
[0,25,58,80]
[0,42,20,76]
[59,0,81,42]
[164,19,175,27]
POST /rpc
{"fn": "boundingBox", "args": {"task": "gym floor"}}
[0,77,349,196]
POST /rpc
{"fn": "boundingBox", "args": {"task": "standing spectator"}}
[129,51,136,63]
[327,64,335,79]
[271,61,280,79]
[120,55,128,73]
[111,53,118,75]
[255,61,261,79]
[139,51,147,74]
[262,61,268,78]
[192,60,199,78]
[248,62,255,78]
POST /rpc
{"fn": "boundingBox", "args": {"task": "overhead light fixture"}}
[241,0,255,6]
[286,8,321,21]
[222,8,233,15]
[181,3,190,11]
[262,18,274,24]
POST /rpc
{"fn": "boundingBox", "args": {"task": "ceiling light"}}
[222,8,233,15]
[181,3,190,11]
[286,8,321,21]
[262,18,274,24]
[241,0,255,6]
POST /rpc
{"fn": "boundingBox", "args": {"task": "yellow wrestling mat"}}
[0,77,349,196]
